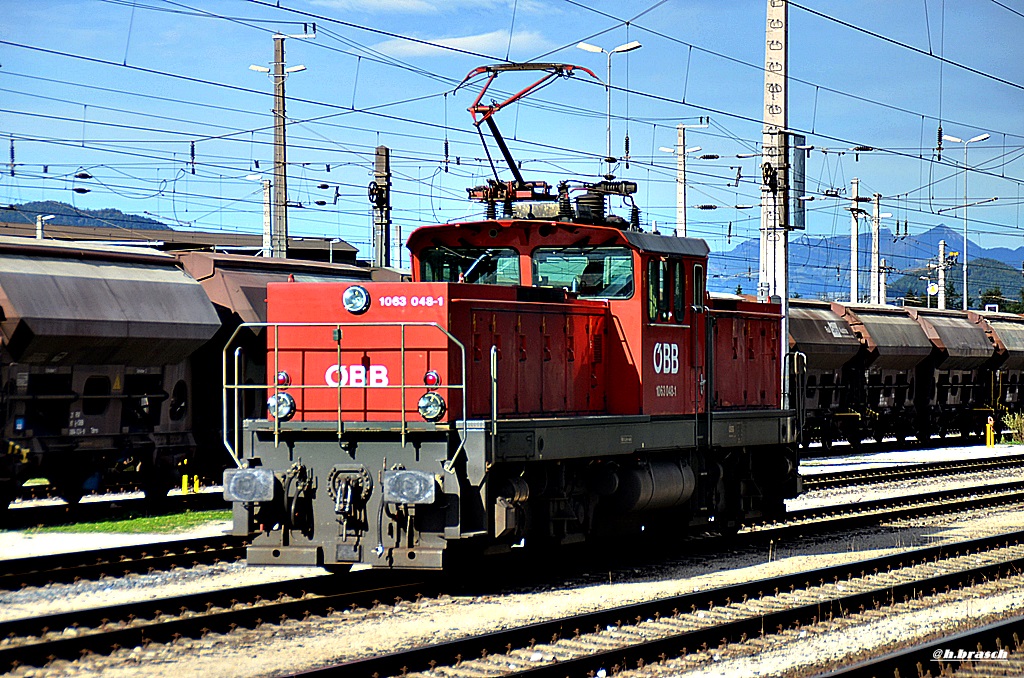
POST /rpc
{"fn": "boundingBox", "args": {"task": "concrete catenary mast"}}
[759,0,790,407]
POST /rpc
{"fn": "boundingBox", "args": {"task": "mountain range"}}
[2,201,169,231]
[709,224,1024,306]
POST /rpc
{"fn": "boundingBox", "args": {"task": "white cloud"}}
[373,29,553,57]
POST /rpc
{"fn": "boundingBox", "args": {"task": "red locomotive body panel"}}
[266,281,610,422]
[710,295,783,409]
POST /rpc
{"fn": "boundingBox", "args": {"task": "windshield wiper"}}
[461,248,495,282]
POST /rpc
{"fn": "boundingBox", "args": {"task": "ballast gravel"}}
[2,446,1024,677]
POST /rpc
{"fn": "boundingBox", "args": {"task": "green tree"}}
[945,279,962,309]
[981,287,1003,311]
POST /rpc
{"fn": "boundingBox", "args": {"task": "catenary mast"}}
[759,0,790,408]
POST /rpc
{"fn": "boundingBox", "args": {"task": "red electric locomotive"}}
[223,65,800,569]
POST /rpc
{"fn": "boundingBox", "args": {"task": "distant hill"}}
[890,257,1024,309]
[711,224,1024,304]
[2,201,169,230]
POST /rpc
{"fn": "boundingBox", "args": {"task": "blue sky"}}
[2,0,1023,284]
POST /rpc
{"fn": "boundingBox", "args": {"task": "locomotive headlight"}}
[223,468,275,502]
[342,285,371,314]
[267,392,296,421]
[417,391,446,422]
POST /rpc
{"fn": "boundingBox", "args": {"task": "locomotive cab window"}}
[532,246,633,298]
[672,260,686,323]
[420,246,520,285]
[648,259,671,322]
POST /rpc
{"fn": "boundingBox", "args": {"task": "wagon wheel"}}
[139,455,173,509]
[51,476,85,505]
[820,434,833,454]
[0,480,16,517]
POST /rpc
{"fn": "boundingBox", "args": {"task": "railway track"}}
[4,480,1024,672]
[814,612,1024,678]
[0,534,247,591]
[1,491,226,531]
[306,529,1024,678]
[0,570,435,673]
[802,453,1024,492]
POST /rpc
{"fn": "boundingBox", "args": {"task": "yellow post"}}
[193,475,200,494]
[182,474,189,494]
[986,416,995,447]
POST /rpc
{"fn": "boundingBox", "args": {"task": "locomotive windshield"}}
[532,246,634,298]
[420,247,520,285]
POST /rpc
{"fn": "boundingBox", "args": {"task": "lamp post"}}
[250,30,314,259]
[576,41,642,167]
[919,276,933,308]
[942,132,989,310]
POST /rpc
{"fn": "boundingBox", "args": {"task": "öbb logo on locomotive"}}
[653,342,680,375]
[324,364,390,387]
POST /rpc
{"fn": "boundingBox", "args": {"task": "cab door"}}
[644,258,697,416]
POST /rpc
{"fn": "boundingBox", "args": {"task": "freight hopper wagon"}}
[224,214,800,570]
[0,239,221,506]
[970,310,1024,429]
[791,302,1003,451]
[907,308,994,439]
[787,300,861,452]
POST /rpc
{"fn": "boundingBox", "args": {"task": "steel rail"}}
[802,453,1024,491]
[310,530,1024,678]
[0,492,225,532]
[0,534,247,591]
[0,573,432,672]
[811,612,1024,677]
[5,482,1024,670]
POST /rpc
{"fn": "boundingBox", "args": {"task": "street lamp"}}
[942,132,989,310]
[918,276,935,308]
[576,40,642,168]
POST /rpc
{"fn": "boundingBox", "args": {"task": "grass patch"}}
[28,509,232,534]
[1003,412,1024,443]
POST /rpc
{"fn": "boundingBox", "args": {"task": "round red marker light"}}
[423,370,441,388]
[276,371,291,387]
